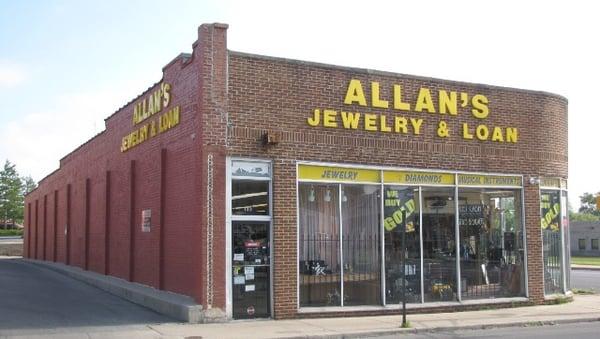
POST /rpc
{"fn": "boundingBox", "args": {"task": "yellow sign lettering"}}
[344,79,367,106]
[471,94,489,119]
[341,111,360,129]
[439,90,457,115]
[415,87,435,113]
[393,84,411,111]
[371,82,389,108]
[323,109,337,128]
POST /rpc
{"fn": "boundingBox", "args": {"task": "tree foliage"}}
[569,210,600,222]
[578,192,600,216]
[0,160,35,227]
[22,175,37,195]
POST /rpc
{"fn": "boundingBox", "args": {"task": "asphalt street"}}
[0,236,22,243]
[571,268,600,292]
[0,258,174,337]
[374,321,600,339]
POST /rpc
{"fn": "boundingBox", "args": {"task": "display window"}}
[458,188,525,300]
[384,186,421,304]
[298,183,382,307]
[539,179,570,296]
[540,190,563,294]
[297,164,527,309]
[422,187,457,302]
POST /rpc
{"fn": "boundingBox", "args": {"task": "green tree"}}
[569,211,600,222]
[578,192,600,216]
[22,175,37,195]
[0,160,24,228]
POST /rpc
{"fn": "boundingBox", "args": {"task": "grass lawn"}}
[0,229,23,237]
[571,256,600,266]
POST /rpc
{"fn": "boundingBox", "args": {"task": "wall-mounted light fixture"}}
[529,176,541,185]
[261,130,280,146]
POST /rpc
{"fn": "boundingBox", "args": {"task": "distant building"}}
[570,221,600,256]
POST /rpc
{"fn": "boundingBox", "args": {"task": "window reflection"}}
[458,189,525,300]
[541,190,563,294]
[299,184,341,306]
[384,186,421,304]
[232,180,269,215]
[422,188,457,302]
[342,185,381,306]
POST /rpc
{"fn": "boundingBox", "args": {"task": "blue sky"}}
[0,1,597,208]
[0,0,221,120]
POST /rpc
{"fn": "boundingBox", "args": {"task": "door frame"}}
[226,157,273,319]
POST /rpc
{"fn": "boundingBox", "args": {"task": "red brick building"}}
[24,23,570,321]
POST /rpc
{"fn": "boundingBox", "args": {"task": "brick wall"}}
[224,50,567,318]
[23,24,229,309]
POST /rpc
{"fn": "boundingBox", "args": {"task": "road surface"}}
[0,258,173,337]
[571,268,600,292]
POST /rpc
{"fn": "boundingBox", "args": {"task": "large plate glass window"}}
[541,190,563,294]
[384,186,421,304]
[561,190,570,291]
[342,185,381,306]
[458,188,525,300]
[299,184,341,307]
[298,183,381,307]
[422,187,457,302]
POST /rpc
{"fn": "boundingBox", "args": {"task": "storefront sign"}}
[540,178,561,189]
[457,174,521,187]
[298,165,380,183]
[384,170,454,185]
[121,82,181,152]
[307,79,518,143]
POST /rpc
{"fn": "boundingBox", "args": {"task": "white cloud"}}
[0,80,148,181]
[0,60,27,88]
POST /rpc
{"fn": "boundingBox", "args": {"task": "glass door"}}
[232,221,270,319]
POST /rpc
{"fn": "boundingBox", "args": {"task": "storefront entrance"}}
[232,221,271,319]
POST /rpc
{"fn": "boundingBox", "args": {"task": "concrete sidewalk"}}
[143,294,600,339]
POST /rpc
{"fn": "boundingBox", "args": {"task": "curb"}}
[280,317,600,339]
[571,265,600,271]
[22,259,223,323]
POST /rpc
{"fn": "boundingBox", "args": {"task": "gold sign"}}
[540,177,561,189]
[458,174,521,187]
[307,79,518,143]
[298,165,380,183]
[383,170,454,185]
[120,82,181,152]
